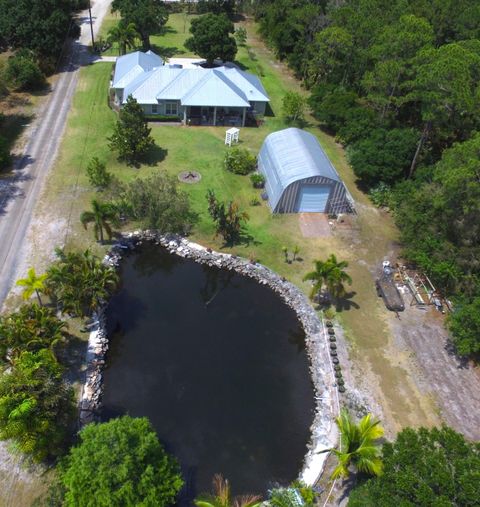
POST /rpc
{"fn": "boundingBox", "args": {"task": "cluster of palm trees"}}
[15,250,118,318]
[107,22,139,55]
[46,248,119,317]
[0,303,67,364]
[303,254,352,303]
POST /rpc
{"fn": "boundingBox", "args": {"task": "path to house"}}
[0,0,112,311]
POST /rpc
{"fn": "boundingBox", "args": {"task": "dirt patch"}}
[298,213,332,238]
[388,305,480,440]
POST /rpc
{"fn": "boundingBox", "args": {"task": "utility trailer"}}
[375,262,405,312]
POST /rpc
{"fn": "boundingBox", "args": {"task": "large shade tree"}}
[111,0,168,50]
[0,0,75,60]
[59,416,184,507]
[348,426,480,506]
[185,13,237,65]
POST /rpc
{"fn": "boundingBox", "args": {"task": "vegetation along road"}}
[0,0,112,309]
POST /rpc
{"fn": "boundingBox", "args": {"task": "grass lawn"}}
[98,11,200,58]
[33,14,438,437]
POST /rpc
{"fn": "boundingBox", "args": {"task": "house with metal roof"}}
[111,50,270,127]
[258,128,353,214]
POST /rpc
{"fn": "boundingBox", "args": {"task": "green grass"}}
[99,12,200,58]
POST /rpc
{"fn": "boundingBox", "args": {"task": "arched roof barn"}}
[258,128,353,214]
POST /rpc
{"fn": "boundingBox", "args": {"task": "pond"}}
[102,244,315,501]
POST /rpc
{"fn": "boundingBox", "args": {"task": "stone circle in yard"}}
[178,170,202,184]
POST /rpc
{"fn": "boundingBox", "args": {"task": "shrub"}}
[250,172,265,188]
[0,349,75,462]
[368,183,393,208]
[5,53,45,91]
[85,157,112,190]
[224,147,256,175]
[235,27,247,46]
[0,136,11,171]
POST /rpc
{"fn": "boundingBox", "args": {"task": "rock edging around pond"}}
[79,231,339,486]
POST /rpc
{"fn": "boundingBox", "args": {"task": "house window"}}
[152,104,158,114]
[165,102,178,116]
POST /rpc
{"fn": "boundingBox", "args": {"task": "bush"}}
[85,157,112,190]
[0,349,75,462]
[5,53,45,91]
[250,172,265,188]
[368,183,393,207]
[235,27,247,46]
[0,136,11,171]
[118,172,197,233]
[224,147,256,175]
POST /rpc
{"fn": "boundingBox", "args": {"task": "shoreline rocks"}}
[79,231,338,485]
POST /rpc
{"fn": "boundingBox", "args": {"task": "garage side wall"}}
[274,176,347,214]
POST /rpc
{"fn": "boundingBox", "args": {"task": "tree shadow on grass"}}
[144,145,168,166]
[152,45,184,59]
[155,25,178,36]
[0,113,34,147]
[334,291,360,311]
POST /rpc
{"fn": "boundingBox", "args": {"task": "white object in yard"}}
[382,260,391,269]
[225,127,240,146]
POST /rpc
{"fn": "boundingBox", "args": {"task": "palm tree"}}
[329,409,384,479]
[323,254,352,298]
[303,254,352,301]
[0,303,67,363]
[107,22,138,55]
[16,268,47,306]
[194,474,262,507]
[80,199,119,244]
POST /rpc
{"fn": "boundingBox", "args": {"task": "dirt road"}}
[0,0,112,310]
[0,2,112,505]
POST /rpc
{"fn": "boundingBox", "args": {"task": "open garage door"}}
[296,185,330,212]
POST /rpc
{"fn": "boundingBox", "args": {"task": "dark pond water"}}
[102,244,314,501]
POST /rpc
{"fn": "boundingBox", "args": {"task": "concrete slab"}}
[298,213,332,238]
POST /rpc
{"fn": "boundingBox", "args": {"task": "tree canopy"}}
[254,0,480,357]
[185,13,237,65]
[108,95,155,166]
[0,0,75,61]
[59,416,184,507]
[111,0,168,50]
[348,426,480,506]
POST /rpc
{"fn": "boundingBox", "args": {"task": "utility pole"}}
[88,0,95,48]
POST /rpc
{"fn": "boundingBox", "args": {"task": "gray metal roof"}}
[258,128,342,211]
[112,50,163,88]
[112,51,269,107]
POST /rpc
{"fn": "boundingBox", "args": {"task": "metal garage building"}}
[258,128,353,214]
